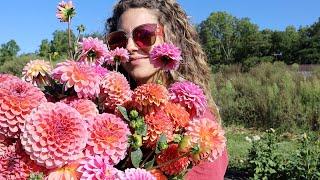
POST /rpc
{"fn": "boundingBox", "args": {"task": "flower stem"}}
[140,149,155,168]
[67,16,73,59]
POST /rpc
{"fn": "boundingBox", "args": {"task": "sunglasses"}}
[106,23,164,50]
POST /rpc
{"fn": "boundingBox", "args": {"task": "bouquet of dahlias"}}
[0,1,226,179]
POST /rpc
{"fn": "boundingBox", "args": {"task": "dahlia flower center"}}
[52,120,69,135]
[161,56,171,64]
[88,50,97,59]
[12,85,26,95]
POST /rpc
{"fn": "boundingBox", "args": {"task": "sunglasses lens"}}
[107,31,127,50]
[133,24,157,48]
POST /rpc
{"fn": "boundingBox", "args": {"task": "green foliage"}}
[131,148,143,168]
[215,62,319,131]
[248,129,282,179]
[0,40,20,66]
[38,30,75,61]
[0,54,42,76]
[284,133,320,179]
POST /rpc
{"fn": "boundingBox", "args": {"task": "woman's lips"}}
[129,56,149,65]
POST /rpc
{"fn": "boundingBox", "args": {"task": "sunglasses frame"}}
[106,23,164,50]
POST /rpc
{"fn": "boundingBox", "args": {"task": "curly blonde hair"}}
[106,0,221,121]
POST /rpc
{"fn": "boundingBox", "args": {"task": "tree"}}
[0,40,20,65]
[39,39,51,59]
[199,12,239,66]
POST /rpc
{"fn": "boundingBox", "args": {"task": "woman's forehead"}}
[117,8,159,32]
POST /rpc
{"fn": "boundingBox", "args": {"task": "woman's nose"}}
[126,37,138,52]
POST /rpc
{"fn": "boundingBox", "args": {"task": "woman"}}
[106,0,228,179]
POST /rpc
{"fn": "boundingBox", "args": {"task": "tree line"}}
[198,12,320,71]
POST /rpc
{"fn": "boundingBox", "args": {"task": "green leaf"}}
[131,148,143,168]
[136,123,147,136]
[144,157,155,169]
[117,106,129,122]
[155,134,167,154]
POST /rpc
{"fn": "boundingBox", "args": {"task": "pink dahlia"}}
[150,43,182,71]
[79,37,109,64]
[52,60,101,98]
[56,0,75,22]
[185,117,226,164]
[100,71,132,112]
[0,143,47,179]
[85,113,130,165]
[0,79,46,138]
[156,144,190,175]
[21,102,88,169]
[143,110,174,148]
[67,99,99,119]
[0,73,20,83]
[132,83,169,114]
[104,47,129,65]
[22,59,52,86]
[123,168,156,180]
[93,65,108,78]
[169,81,207,118]
[77,155,124,180]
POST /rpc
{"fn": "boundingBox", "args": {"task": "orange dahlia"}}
[22,59,52,86]
[164,102,190,131]
[85,113,131,165]
[52,60,101,98]
[67,99,98,119]
[156,144,190,176]
[21,102,88,169]
[0,79,46,138]
[132,83,169,114]
[184,117,226,164]
[143,110,174,148]
[100,71,132,112]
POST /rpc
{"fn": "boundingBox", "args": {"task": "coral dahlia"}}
[85,113,130,165]
[164,102,190,131]
[132,83,169,114]
[169,81,207,118]
[52,60,101,98]
[67,99,98,119]
[143,110,174,148]
[100,71,132,112]
[21,102,88,169]
[0,143,46,179]
[0,79,46,138]
[0,73,20,83]
[156,144,190,176]
[150,43,182,71]
[185,117,226,164]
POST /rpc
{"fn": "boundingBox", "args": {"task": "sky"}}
[0,0,319,54]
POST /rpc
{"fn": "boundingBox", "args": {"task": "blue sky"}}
[0,0,319,54]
